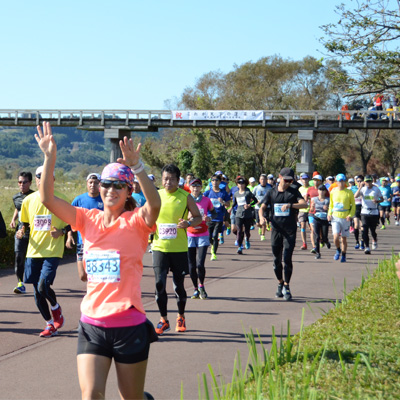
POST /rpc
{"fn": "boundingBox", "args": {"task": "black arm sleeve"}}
[0,212,6,238]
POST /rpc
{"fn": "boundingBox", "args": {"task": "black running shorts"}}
[77,320,151,364]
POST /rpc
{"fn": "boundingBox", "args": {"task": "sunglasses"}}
[100,180,128,190]
[36,174,41,179]
[211,179,220,182]
[284,179,293,183]
[237,181,245,184]
[18,180,29,184]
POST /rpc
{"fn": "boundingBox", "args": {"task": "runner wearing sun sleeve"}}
[34,121,160,400]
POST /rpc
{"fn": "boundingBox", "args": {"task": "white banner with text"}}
[171,110,265,120]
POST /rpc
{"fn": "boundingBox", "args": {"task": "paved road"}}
[1,224,398,399]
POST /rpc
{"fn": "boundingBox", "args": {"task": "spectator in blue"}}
[66,173,104,281]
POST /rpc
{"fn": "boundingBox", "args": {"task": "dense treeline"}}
[141,55,400,180]
[0,126,110,179]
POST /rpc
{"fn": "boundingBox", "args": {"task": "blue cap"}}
[336,173,346,182]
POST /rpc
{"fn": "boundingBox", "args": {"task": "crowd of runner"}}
[4,121,400,399]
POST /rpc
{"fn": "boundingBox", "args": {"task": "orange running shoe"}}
[155,318,170,335]
[175,315,186,332]
[39,323,58,338]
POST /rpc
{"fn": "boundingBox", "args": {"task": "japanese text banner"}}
[172,110,264,120]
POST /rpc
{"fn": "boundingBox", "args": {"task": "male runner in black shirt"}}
[259,168,307,300]
[10,171,34,294]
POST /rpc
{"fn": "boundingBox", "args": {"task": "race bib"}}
[237,197,246,206]
[315,212,327,220]
[159,223,177,240]
[85,251,121,283]
[211,198,221,208]
[333,202,344,211]
[274,203,290,217]
[33,215,52,231]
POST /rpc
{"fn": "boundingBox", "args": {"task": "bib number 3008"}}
[33,215,52,231]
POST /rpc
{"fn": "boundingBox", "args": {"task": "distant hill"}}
[0,126,162,179]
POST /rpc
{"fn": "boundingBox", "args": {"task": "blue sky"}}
[0,0,339,110]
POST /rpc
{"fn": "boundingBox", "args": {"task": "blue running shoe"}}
[234,240,238,246]
[226,227,231,235]
[245,240,250,249]
[14,283,26,294]
[354,243,360,250]
[250,226,255,230]
[334,250,341,261]
[219,234,224,245]
[340,254,346,263]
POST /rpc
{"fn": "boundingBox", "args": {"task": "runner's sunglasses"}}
[100,180,128,190]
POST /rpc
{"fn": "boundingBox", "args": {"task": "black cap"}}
[365,175,373,182]
[279,167,295,180]
[190,178,202,186]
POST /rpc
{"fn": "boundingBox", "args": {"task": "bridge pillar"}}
[296,130,314,175]
[104,129,131,163]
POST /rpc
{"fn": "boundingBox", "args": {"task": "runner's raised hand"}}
[117,137,141,167]
[35,121,57,158]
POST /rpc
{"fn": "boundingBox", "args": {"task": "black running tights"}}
[188,246,208,288]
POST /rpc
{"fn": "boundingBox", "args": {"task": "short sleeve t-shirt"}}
[13,189,34,233]
[20,191,68,258]
[187,195,213,237]
[261,186,304,233]
[360,186,381,215]
[72,207,155,318]
[379,186,392,206]
[312,197,329,220]
[132,192,147,207]
[392,186,400,203]
[234,190,257,219]
[253,184,272,209]
[204,189,230,222]
[71,192,104,244]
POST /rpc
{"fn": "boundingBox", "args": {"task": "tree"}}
[191,130,215,179]
[174,55,336,177]
[351,129,382,174]
[177,149,193,175]
[375,130,400,176]
[320,0,400,96]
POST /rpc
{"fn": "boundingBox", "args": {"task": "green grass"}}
[199,256,400,399]
[0,178,86,224]
[0,178,86,268]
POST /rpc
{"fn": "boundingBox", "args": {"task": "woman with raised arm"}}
[35,121,160,400]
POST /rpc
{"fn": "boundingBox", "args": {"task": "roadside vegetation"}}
[0,178,84,268]
[199,256,400,399]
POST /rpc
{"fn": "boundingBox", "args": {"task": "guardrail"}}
[0,109,398,132]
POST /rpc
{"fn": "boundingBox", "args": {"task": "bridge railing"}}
[0,109,398,130]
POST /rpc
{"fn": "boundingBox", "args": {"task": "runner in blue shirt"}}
[378,177,392,229]
[66,173,104,281]
[204,174,231,261]
[131,178,147,207]
[392,177,400,226]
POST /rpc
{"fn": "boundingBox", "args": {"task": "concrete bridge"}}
[1,109,398,174]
